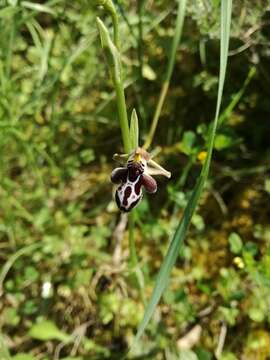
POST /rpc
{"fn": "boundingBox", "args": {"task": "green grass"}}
[1,1,270,359]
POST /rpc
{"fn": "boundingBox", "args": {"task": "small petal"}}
[111,167,128,184]
[141,174,157,193]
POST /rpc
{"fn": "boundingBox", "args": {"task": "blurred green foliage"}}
[0,0,270,359]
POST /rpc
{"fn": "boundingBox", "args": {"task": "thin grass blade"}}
[144,0,187,149]
[130,0,232,350]
[165,0,187,81]
[0,243,41,296]
[21,1,56,15]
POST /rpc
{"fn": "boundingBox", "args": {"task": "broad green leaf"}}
[195,347,213,360]
[180,131,196,155]
[179,349,198,360]
[129,109,139,149]
[130,0,232,351]
[214,133,234,150]
[228,232,243,254]
[29,320,71,342]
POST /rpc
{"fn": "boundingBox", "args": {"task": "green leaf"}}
[214,133,234,150]
[228,232,243,254]
[21,1,55,15]
[130,0,232,352]
[129,109,139,149]
[179,349,198,360]
[195,347,213,360]
[248,308,264,322]
[95,0,119,47]
[220,353,238,360]
[264,178,270,194]
[28,320,71,342]
[80,149,95,164]
[180,131,196,155]
[96,17,121,83]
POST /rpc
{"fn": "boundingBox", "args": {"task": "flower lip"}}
[127,162,144,179]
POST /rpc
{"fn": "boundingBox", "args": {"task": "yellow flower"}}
[233,256,245,269]
[197,151,207,163]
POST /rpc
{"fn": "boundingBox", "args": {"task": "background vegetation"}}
[0,0,270,359]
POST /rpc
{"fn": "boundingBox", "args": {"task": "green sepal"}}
[129,109,139,150]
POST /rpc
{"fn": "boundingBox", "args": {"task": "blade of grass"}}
[137,0,145,83]
[143,0,187,150]
[130,0,232,350]
[218,66,256,126]
[21,1,56,15]
[0,243,41,296]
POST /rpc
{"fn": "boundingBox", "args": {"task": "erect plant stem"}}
[114,78,131,154]
[97,17,131,154]
[128,212,138,266]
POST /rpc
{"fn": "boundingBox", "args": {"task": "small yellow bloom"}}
[233,256,245,269]
[197,151,207,163]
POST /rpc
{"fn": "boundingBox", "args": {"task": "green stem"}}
[128,212,138,266]
[114,78,131,154]
[97,0,120,49]
[112,11,120,49]
[97,16,137,269]
[96,17,131,154]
